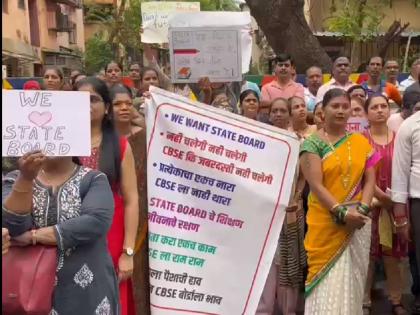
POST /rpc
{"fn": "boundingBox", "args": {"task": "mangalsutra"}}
[324,130,352,189]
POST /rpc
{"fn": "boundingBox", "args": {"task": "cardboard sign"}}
[141,1,200,44]
[168,12,253,73]
[169,27,242,83]
[145,87,300,315]
[2,90,91,157]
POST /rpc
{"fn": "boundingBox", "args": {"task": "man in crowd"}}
[316,56,354,103]
[260,53,304,119]
[385,59,402,92]
[401,59,420,92]
[361,56,402,106]
[392,109,420,314]
[304,66,323,113]
[406,72,420,95]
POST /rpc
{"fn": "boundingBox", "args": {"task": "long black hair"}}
[75,77,121,185]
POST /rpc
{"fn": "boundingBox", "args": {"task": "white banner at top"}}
[141,1,200,44]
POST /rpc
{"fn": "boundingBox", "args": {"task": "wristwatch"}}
[123,247,134,257]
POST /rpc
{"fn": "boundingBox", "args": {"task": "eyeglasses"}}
[90,95,103,103]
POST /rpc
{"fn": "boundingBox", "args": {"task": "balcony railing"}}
[47,11,75,32]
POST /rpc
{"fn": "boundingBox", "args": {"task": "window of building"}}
[18,0,25,10]
[3,0,9,13]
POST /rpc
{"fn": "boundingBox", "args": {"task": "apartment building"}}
[2,0,85,77]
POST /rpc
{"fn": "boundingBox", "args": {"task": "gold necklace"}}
[324,130,352,189]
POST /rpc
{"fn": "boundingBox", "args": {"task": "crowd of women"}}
[2,54,420,315]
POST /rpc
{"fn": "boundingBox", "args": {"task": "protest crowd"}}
[2,9,420,315]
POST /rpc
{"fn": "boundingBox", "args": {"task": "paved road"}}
[371,289,414,314]
[371,260,416,314]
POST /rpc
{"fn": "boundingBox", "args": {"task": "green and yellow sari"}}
[301,132,380,315]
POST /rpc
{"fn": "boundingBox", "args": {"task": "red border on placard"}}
[147,103,292,315]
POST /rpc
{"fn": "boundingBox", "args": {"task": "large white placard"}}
[168,12,253,73]
[169,27,242,83]
[146,87,300,315]
[2,90,91,157]
[141,1,200,44]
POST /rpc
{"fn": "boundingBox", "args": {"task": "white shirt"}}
[400,75,416,92]
[391,111,420,203]
[315,78,355,103]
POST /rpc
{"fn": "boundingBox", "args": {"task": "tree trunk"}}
[245,0,332,72]
[376,21,409,59]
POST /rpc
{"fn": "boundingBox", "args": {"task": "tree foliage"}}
[83,0,239,69]
[327,0,384,42]
[84,34,114,75]
[326,0,410,68]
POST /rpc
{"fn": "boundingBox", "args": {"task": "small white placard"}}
[169,27,242,83]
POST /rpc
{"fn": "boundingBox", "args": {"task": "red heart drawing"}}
[28,111,52,127]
